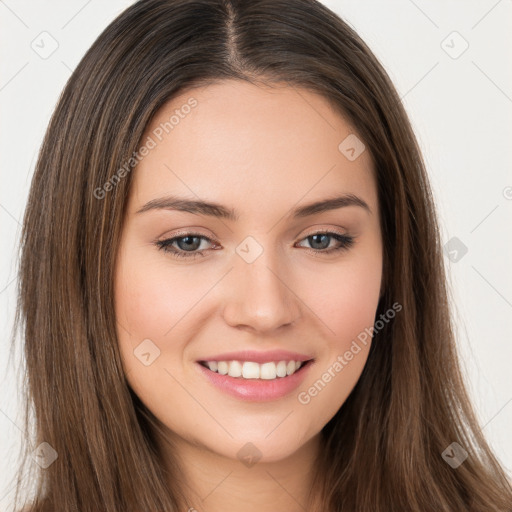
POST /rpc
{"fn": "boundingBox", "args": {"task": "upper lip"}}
[197,350,314,364]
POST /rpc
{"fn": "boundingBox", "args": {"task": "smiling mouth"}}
[198,359,314,380]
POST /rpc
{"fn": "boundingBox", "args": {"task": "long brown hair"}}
[9,0,512,510]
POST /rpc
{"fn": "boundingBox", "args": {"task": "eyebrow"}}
[135,193,371,220]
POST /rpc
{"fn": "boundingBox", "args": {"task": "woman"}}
[10,0,512,510]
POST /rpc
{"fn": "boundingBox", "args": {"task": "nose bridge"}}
[222,239,301,332]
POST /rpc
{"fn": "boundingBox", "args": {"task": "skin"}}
[114,79,383,511]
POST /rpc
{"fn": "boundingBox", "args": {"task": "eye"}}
[295,231,354,256]
[155,230,355,260]
[155,233,216,259]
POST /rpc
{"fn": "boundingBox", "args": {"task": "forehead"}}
[128,80,377,218]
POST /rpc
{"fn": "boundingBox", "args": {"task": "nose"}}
[221,250,301,334]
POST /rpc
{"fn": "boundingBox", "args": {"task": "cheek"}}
[113,249,198,394]
[329,263,381,344]
[298,246,382,350]
[296,345,370,442]
[293,247,382,428]
[114,252,209,423]
[115,254,209,344]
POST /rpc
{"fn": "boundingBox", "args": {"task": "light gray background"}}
[1,0,511,506]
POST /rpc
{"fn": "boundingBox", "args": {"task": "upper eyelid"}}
[163,228,350,244]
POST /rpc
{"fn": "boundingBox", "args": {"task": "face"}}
[114,80,383,465]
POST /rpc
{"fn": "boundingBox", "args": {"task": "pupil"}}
[179,236,200,251]
[311,234,329,250]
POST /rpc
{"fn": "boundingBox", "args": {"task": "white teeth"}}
[242,362,260,379]
[202,359,307,380]
[217,361,229,375]
[276,361,287,378]
[260,362,277,380]
[228,360,242,378]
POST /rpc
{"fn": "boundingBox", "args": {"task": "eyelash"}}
[155,230,355,260]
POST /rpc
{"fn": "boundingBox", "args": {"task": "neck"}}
[159,432,324,512]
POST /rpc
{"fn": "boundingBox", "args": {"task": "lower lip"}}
[196,361,314,402]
